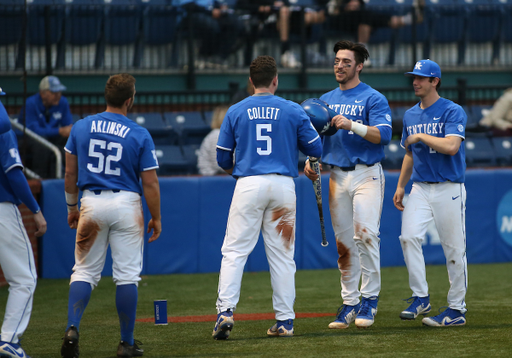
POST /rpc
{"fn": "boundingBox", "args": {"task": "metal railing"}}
[10,119,62,179]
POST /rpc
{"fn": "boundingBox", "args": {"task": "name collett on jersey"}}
[90,120,131,138]
[247,106,281,120]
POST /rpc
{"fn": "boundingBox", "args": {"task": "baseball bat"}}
[309,157,328,247]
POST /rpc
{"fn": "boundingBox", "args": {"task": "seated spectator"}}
[197,105,229,175]
[238,0,327,68]
[0,87,11,134]
[327,0,424,64]
[173,0,245,69]
[19,76,73,178]
[479,88,512,132]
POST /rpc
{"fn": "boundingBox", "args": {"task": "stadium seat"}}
[140,2,182,68]
[63,0,105,70]
[127,112,178,145]
[154,144,192,176]
[396,6,431,67]
[103,0,142,68]
[465,137,497,168]
[164,111,210,145]
[392,106,408,137]
[465,5,501,65]
[493,137,512,166]
[364,4,399,66]
[425,5,468,65]
[382,140,406,170]
[0,0,25,70]
[499,5,512,65]
[26,0,66,70]
[182,143,200,174]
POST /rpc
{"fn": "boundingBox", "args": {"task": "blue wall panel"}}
[40,170,512,279]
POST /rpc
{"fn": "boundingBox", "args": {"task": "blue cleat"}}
[400,295,431,320]
[267,319,294,337]
[355,296,379,328]
[212,309,234,340]
[328,303,361,329]
[0,341,30,358]
[422,307,466,327]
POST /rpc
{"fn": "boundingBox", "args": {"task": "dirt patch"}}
[136,312,334,323]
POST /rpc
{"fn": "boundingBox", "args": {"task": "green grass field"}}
[1,263,511,358]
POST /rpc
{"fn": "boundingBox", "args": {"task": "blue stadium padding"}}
[143,177,201,274]
[40,169,512,278]
[104,2,141,46]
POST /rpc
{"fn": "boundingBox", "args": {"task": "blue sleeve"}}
[296,106,323,158]
[377,125,392,145]
[216,147,233,170]
[24,99,60,137]
[6,167,40,213]
[139,131,159,171]
[0,102,11,134]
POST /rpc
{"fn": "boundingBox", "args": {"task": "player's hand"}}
[331,114,352,131]
[304,159,320,181]
[34,211,47,237]
[68,211,80,229]
[393,188,405,211]
[404,134,423,148]
[147,218,162,243]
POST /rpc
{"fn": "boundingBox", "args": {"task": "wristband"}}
[65,192,79,213]
[351,121,368,138]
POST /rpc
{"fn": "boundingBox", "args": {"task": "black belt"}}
[423,181,439,184]
[93,189,120,195]
[331,163,375,172]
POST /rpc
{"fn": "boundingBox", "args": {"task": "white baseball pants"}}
[70,190,144,288]
[329,164,385,305]
[0,202,37,344]
[216,174,297,321]
[400,182,467,313]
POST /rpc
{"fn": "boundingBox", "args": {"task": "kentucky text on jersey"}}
[329,104,365,117]
[407,122,445,135]
[247,106,281,120]
[90,120,131,138]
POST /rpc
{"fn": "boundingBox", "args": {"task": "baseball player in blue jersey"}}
[0,87,11,134]
[212,56,322,339]
[393,60,467,327]
[0,88,47,358]
[304,40,392,329]
[60,74,161,358]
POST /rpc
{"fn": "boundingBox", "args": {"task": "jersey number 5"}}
[87,139,123,176]
[256,123,272,155]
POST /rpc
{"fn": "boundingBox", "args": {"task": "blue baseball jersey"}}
[320,82,392,167]
[20,93,73,138]
[217,94,321,178]
[65,112,159,194]
[0,100,11,134]
[0,130,24,205]
[400,97,466,183]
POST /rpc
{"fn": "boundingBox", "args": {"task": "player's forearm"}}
[143,181,161,221]
[418,134,462,156]
[396,152,413,189]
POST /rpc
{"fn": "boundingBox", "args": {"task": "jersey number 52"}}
[87,139,123,176]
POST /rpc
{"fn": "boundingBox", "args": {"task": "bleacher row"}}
[76,104,511,176]
[1,0,512,72]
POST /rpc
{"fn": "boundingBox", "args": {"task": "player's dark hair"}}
[429,77,441,90]
[250,56,277,89]
[105,73,136,108]
[333,40,369,68]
